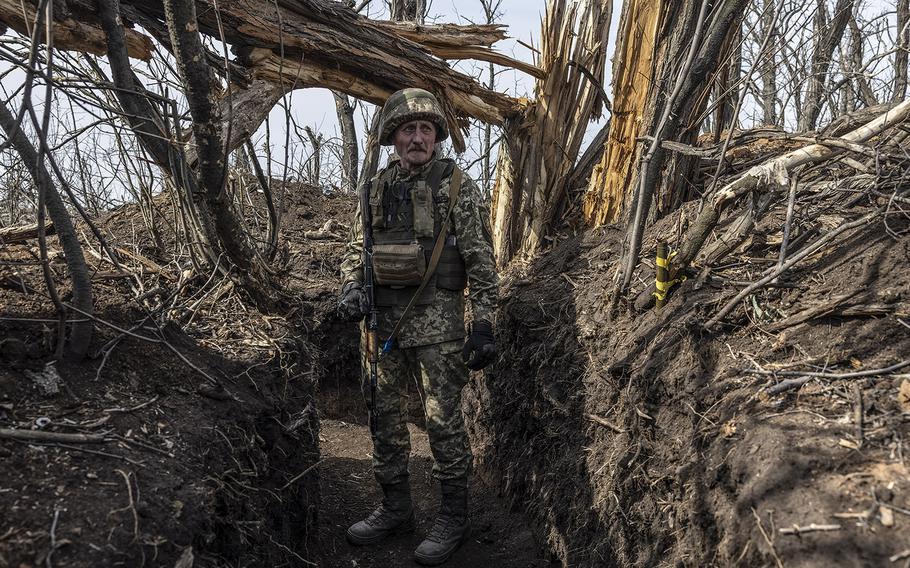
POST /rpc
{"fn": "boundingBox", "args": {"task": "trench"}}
[306,318,554,567]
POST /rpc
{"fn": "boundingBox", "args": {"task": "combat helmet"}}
[378,88,449,146]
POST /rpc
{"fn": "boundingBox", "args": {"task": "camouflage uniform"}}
[340,153,497,486]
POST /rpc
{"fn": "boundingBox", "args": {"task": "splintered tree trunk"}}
[585,0,748,228]
[490,0,611,265]
[582,0,748,293]
[582,0,662,227]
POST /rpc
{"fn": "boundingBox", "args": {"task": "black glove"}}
[462,319,496,370]
[337,281,370,322]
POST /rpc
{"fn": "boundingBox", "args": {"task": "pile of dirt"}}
[1,176,547,568]
[6,152,908,567]
[0,179,354,566]
[465,194,910,565]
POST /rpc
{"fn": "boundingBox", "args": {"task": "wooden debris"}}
[585,413,626,433]
[0,221,55,243]
[765,291,860,332]
[103,395,160,414]
[174,546,195,568]
[635,406,654,421]
[0,428,107,444]
[766,376,813,395]
[891,549,910,563]
[831,511,871,520]
[304,220,345,240]
[114,247,173,279]
[491,0,611,262]
[675,98,910,277]
[852,383,864,449]
[881,506,895,528]
[838,439,861,451]
[899,379,910,413]
[0,0,153,59]
[751,358,910,381]
[778,523,842,536]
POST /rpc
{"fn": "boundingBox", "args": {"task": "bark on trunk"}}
[163,0,224,198]
[0,102,93,360]
[895,0,909,102]
[391,0,424,23]
[799,0,855,131]
[760,0,778,125]
[848,16,877,108]
[333,92,359,193]
[0,221,55,242]
[713,24,742,142]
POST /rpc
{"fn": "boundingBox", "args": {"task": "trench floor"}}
[313,419,554,567]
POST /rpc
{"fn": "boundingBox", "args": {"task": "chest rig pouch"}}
[368,159,468,305]
[372,242,427,287]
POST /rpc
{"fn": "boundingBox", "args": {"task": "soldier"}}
[337,87,497,565]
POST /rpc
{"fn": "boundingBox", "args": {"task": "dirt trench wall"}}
[464,226,910,567]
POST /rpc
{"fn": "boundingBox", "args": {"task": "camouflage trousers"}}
[362,338,472,487]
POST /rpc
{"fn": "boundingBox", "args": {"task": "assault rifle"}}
[361,183,380,435]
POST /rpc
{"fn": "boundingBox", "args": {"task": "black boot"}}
[346,481,415,545]
[413,482,470,565]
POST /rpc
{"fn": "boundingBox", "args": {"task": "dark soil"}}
[4,160,909,568]
[0,180,342,567]
[0,178,550,567]
[465,202,910,566]
[313,419,553,568]
[0,262,320,567]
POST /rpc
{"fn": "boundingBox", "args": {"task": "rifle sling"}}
[383,167,463,350]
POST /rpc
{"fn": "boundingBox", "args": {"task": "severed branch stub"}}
[0,428,108,443]
[585,413,627,433]
[765,376,813,395]
[778,523,842,536]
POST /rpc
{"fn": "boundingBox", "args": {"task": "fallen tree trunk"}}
[0,221,55,243]
[675,98,910,270]
[0,0,531,152]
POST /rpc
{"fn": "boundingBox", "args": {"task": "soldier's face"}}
[393,120,437,171]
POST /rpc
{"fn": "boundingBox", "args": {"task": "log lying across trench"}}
[0,0,533,151]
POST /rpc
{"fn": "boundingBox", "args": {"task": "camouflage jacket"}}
[340,154,498,348]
